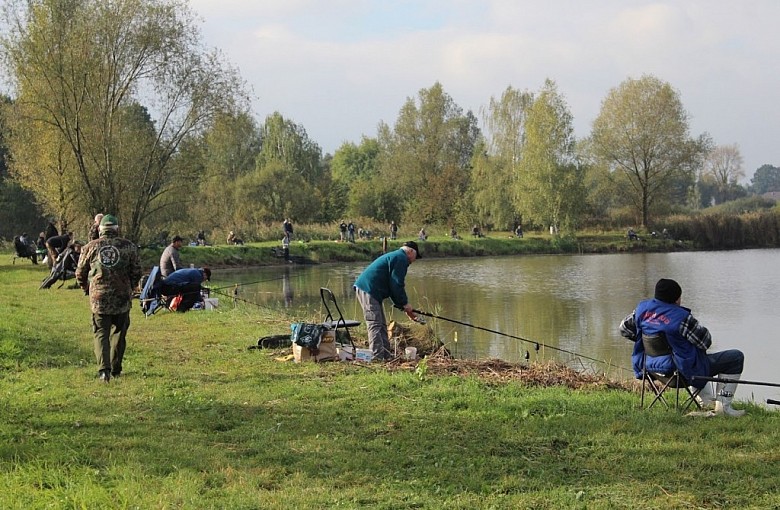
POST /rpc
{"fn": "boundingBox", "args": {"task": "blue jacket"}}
[628,298,711,387]
[164,268,204,287]
[354,249,410,308]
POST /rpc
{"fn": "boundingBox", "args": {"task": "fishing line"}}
[209,286,280,311]
[413,308,633,374]
[209,274,289,292]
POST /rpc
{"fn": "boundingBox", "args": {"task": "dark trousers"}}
[161,283,202,312]
[93,311,130,375]
[708,349,744,375]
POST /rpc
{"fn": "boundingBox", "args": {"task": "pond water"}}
[210,249,780,405]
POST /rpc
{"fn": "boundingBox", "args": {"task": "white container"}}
[204,298,219,310]
[404,346,417,360]
[355,348,374,362]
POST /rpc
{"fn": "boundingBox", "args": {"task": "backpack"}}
[291,323,326,350]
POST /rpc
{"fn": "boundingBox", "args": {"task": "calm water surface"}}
[211,249,780,404]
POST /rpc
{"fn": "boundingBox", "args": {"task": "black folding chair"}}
[320,287,360,356]
[640,332,702,412]
[12,236,38,265]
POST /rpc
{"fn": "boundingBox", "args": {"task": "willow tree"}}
[590,75,708,228]
[517,80,582,233]
[474,86,534,229]
[0,0,246,242]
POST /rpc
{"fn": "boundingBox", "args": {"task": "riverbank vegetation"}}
[131,210,779,269]
[2,1,780,249]
[1,260,779,508]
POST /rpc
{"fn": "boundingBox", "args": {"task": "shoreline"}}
[137,233,698,270]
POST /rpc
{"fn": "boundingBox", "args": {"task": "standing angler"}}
[354,241,422,361]
[76,215,141,382]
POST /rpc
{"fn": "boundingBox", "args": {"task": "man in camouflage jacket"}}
[76,214,141,382]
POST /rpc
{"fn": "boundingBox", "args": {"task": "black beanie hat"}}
[654,278,682,304]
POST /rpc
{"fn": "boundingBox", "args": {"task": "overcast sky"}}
[188,0,779,181]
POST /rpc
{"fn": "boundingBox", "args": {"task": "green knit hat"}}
[99,214,119,234]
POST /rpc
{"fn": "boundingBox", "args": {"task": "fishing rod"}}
[413,308,633,374]
[691,376,780,388]
[209,274,289,292]
[209,286,280,311]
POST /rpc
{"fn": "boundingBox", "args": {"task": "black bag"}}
[291,323,326,349]
[249,334,292,350]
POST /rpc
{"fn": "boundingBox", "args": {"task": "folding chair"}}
[12,236,38,265]
[139,266,168,317]
[320,287,360,355]
[640,331,702,412]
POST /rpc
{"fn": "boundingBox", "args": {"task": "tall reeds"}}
[664,210,780,249]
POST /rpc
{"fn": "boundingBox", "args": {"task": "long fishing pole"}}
[691,376,780,388]
[209,274,289,292]
[209,286,281,311]
[413,308,633,374]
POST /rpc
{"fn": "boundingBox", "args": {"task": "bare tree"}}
[703,144,745,185]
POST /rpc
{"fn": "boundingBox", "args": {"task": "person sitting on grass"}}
[227,231,244,245]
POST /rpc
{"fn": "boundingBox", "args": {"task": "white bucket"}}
[404,346,417,360]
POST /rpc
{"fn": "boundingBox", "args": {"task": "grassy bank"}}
[1,257,779,509]
[137,230,694,270]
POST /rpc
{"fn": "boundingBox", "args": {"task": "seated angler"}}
[619,278,746,417]
[160,235,184,277]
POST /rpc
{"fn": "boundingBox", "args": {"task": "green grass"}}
[1,255,779,509]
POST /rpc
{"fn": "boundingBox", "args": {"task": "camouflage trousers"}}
[92,311,130,375]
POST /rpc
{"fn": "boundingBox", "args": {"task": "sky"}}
[187,0,779,181]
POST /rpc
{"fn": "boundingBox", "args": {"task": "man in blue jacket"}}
[354,241,421,361]
[160,267,211,312]
[619,278,746,416]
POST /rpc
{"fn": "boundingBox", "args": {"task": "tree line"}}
[1,0,778,244]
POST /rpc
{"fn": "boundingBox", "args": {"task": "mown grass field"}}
[1,253,779,509]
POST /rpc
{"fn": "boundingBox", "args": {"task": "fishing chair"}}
[640,331,702,412]
[320,287,360,355]
[139,267,169,317]
[12,236,39,265]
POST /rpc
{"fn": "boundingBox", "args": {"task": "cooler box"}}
[336,345,373,362]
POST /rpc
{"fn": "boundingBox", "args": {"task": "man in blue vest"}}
[619,278,746,416]
[354,241,421,361]
[160,267,211,312]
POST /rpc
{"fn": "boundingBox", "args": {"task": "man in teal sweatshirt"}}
[354,241,421,361]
